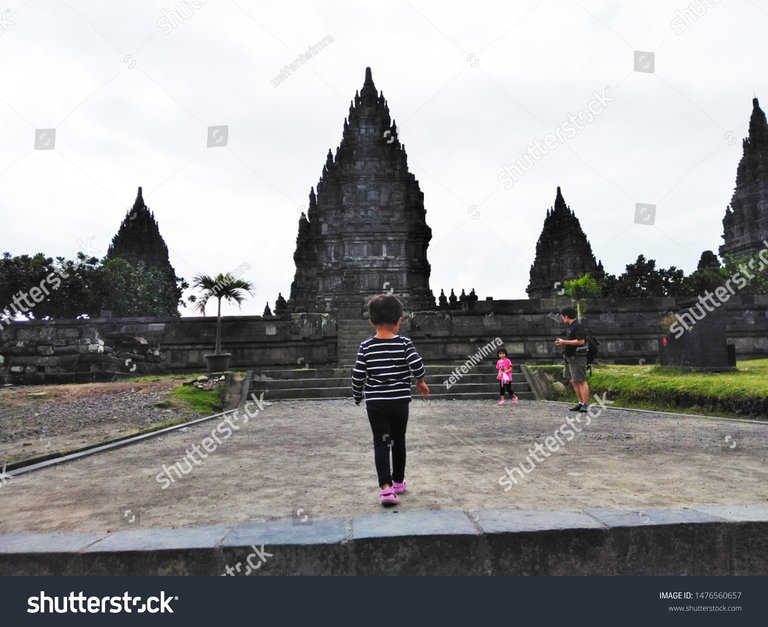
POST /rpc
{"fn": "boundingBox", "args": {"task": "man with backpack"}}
[555,306,590,413]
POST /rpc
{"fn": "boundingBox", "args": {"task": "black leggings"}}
[499,382,513,396]
[366,401,409,487]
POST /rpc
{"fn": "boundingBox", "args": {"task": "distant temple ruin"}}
[720,98,768,259]
[288,68,434,316]
[108,187,177,273]
[526,187,603,298]
[107,186,181,315]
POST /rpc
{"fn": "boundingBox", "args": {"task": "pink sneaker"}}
[510,395,519,406]
[498,399,505,406]
[379,487,400,506]
[392,480,407,494]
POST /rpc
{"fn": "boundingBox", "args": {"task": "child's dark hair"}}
[368,294,404,325]
[497,348,507,357]
[560,306,578,319]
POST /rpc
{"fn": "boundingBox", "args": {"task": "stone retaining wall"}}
[1,506,766,575]
[1,296,766,380]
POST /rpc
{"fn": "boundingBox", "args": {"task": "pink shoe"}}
[379,487,400,506]
[498,399,505,406]
[510,395,519,406]
[392,480,407,494]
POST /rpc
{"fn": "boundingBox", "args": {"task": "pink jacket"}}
[496,358,512,382]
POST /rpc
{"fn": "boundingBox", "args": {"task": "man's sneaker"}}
[392,480,407,494]
[578,404,589,413]
[379,487,400,506]
[569,404,582,411]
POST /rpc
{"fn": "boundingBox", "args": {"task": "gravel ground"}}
[0,397,766,533]
[0,381,204,464]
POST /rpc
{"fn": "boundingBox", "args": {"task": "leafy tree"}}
[1,253,52,318]
[720,253,768,294]
[0,253,96,321]
[92,259,185,317]
[601,255,686,298]
[1,252,185,321]
[680,251,726,296]
[659,266,686,296]
[44,254,101,319]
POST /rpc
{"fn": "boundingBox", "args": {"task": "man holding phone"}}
[555,306,590,413]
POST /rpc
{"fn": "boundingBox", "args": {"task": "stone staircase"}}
[336,319,375,366]
[247,318,537,402]
[248,364,535,402]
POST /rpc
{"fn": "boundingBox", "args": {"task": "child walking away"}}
[496,348,519,406]
[351,294,429,507]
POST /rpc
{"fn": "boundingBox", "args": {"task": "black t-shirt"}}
[563,320,586,357]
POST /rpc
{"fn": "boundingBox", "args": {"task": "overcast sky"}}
[1,0,766,316]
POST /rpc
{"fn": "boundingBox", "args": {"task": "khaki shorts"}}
[563,355,588,383]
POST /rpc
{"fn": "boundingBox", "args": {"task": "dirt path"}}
[0,380,205,465]
[0,398,766,533]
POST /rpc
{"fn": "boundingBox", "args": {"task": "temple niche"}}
[288,68,434,317]
[527,187,603,299]
[720,98,768,259]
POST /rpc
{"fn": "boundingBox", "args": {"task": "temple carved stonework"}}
[720,98,768,259]
[288,68,434,316]
[527,187,603,298]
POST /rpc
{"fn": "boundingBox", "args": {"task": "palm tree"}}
[192,273,254,355]
[563,273,602,320]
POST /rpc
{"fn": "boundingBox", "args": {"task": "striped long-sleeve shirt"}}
[351,335,426,403]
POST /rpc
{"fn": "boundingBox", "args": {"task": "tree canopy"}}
[0,252,186,321]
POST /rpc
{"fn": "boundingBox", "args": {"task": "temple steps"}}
[248,364,535,402]
[337,319,376,366]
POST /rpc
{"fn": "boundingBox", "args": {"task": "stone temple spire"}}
[720,98,768,259]
[526,187,603,298]
[108,187,174,270]
[106,187,182,315]
[288,68,434,315]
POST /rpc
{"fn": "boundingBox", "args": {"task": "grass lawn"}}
[126,372,240,415]
[167,385,224,415]
[530,359,768,419]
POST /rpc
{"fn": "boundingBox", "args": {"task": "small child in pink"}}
[496,348,518,406]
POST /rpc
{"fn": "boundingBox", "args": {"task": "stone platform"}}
[0,399,766,575]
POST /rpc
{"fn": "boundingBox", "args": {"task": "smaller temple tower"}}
[108,187,176,271]
[107,186,181,314]
[720,98,768,259]
[527,187,603,298]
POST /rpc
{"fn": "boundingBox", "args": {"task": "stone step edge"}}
[1,506,765,576]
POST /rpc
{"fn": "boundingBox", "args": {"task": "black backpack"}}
[585,334,600,375]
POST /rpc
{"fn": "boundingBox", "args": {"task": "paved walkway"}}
[1,399,766,533]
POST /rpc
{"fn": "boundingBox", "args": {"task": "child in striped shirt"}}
[351,294,429,506]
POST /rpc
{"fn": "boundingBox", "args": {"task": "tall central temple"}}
[288,68,434,316]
